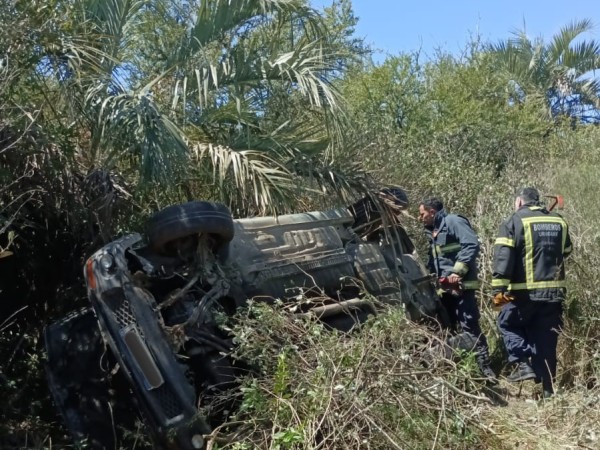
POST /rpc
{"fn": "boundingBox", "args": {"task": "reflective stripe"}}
[509,280,566,290]
[564,244,573,255]
[494,237,515,247]
[491,278,510,287]
[453,261,469,276]
[523,217,535,285]
[439,242,461,254]
[462,280,480,290]
[521,216,568,285]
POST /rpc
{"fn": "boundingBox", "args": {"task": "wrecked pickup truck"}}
[45,187,448,449]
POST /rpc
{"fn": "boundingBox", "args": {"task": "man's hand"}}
[447,273,462,285]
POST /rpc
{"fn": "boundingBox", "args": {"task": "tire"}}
[146,201,234,254]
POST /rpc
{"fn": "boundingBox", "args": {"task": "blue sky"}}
[312,0,600,61]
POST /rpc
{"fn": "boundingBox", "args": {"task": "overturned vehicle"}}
[45,188,448,449]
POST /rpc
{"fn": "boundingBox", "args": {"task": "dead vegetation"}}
[195,300,600,450]
[202,301,502,450]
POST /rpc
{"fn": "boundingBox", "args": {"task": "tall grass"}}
[544,128,600,388]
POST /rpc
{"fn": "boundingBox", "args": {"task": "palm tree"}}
[490,19,600,122]
[0,0,376,308]
[0,5,373,439]
[0,0,374,324]
[38,0,373,214]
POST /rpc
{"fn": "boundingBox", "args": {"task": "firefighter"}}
[418,197,495,382]
[492,187,572,398]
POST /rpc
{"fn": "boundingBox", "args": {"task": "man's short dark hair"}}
[516,187,540,204]
[420,197,444,212]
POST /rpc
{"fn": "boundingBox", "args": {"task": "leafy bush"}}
[206,301,504,449]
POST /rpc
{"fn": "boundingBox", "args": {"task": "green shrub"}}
[208,301,504,449]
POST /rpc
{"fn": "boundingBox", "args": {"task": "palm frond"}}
[574,77,600,107]
[562,40,600,72]
[190,142,295,213]
[166,0,341,114]
[179,0,306,59]
[84,0,146,62]
[549,19,595,63]
[490,19,600,121]
[87,84,189,184]
[267,41,340,108]
[288,153,375,204]
[180,39,341,114]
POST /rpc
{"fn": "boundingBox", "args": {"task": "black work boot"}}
[506,361,536,382]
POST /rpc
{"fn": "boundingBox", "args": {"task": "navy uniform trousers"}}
[440,290,490,360]
[497,299,563,392]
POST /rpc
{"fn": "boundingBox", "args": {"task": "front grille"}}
[102,289,184,425]
[155,384,184,422]
[114,300,136,328]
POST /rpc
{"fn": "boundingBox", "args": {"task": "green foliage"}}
[540,127,600,386]
[321,0,370,67]
[215,302,502,449]
[489,19,600,121]
[338,46,552,213]
[338,55,427,157]
[2,1,600,447]
[0,327,58,448]
[2,0,376,219]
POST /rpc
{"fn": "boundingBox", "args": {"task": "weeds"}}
[206,302,503,449]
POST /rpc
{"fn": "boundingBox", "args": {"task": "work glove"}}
[492,292,515,310]
[491,287,506,296]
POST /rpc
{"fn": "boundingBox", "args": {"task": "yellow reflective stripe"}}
[462,280,480,289]
[521,216,568,284]
[509,280,566,290]
[491,278,510,287]
[524,216,568,251]
[453,261,469,276]
[440,242,461,254]
[494,237,515,247]
[564,244,573,255]
[522,217,535,288]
